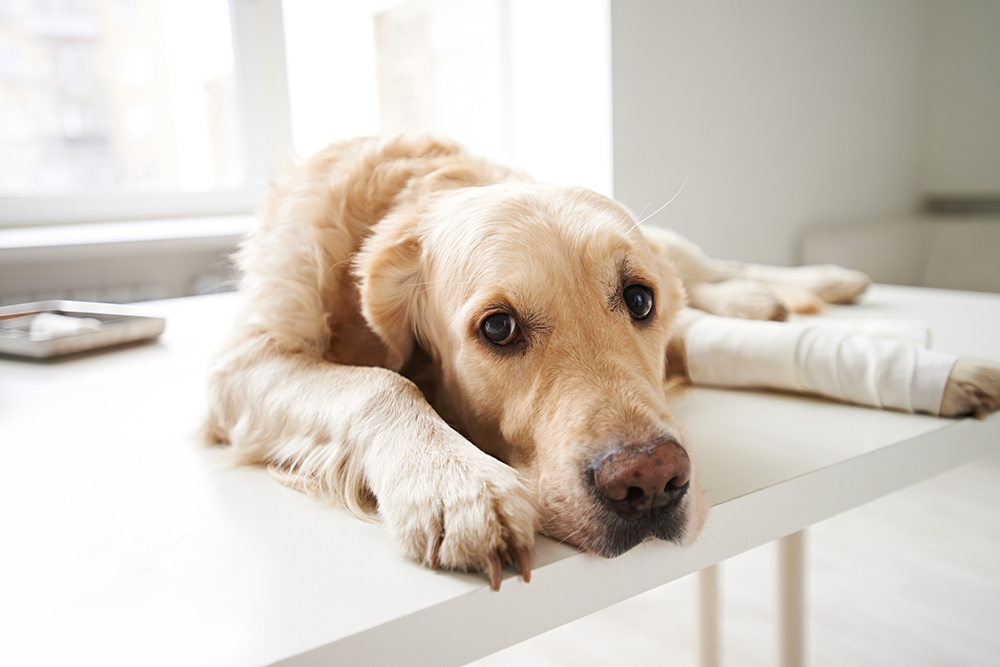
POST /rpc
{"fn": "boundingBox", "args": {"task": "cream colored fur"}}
[205,135,1000,590]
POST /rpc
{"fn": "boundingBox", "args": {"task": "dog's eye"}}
[623,284,653,320]
[481,312,519,345]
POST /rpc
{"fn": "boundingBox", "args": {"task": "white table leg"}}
[697,564,721,667]
[778,531,806,667]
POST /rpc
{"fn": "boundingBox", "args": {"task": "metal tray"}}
[0,301,166,359]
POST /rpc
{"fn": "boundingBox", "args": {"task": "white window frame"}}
[0,0,294,229]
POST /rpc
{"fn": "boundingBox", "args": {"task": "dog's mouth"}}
[584,463,692,558]
[540,437,700,558]
[545,483,693,558]
[590,499,691,558]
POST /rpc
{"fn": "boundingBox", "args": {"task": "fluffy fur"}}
[205,135,1000,590]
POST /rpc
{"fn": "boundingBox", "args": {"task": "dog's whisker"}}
[705,512,734,537]
[414,275,477,295]
[543,516,592,547]
[635,170,690,228]
[701,519,727,550]
[412,276,473,288]
[636,203,653,224]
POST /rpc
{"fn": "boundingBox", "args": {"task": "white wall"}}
[922,0,1000,197]
[611,0,930,266]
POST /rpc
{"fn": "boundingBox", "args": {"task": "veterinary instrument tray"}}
[0,300,165,358]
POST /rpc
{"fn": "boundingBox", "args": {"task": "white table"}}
[2,285,998,667]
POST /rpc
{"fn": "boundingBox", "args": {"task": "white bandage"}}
[684,314,957,415]
[785,315,932,348]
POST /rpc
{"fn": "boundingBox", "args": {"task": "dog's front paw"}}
[379,450,538,590]
[940,359,1000,419]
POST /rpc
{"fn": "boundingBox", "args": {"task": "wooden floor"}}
[469,451,1000,667]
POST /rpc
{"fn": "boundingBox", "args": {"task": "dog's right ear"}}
[354,212,423,371]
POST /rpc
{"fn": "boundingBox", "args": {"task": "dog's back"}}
[230,136,517,364]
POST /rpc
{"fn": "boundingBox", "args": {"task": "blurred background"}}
[0,0,997,304]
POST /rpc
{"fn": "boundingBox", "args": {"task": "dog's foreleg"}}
[206,343,537,589]
[669,310,1000,418]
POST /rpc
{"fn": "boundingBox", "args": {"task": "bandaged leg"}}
[683,313,957,415]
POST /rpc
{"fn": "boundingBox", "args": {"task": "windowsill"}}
[0,215,256,305]
[0,214,256,263]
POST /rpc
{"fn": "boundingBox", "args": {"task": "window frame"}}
[0,0,293,229]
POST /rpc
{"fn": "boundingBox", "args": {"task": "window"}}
[0,0,610,304]
[283,0,611,195]
[0,0,260,226]
[2,0,610,224]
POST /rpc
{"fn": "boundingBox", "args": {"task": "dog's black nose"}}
[592,439,690,519]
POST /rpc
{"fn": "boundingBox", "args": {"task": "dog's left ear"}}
[354,212,424,371]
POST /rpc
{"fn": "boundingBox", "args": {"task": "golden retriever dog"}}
[205,135,1000,590]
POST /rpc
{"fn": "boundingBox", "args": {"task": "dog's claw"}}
[515,546,532,583]
[505,544,532,583]
[485,552,503,591]
[482,546,531,590]
[427,530,443,571]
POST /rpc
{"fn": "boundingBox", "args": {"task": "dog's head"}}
[356,183,705,557]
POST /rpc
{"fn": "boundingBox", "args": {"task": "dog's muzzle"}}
[587,437,692,557]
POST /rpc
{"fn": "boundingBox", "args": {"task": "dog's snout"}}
[593,439,690,519]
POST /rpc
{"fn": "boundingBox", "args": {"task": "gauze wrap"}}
[684,314,957,415]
